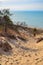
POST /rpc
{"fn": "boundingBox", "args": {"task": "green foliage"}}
[0,9,12,17]
[3,15,13,25]
[0,9,13,33]
[0,9,13,25]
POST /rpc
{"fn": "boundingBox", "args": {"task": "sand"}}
[0,30,43,65]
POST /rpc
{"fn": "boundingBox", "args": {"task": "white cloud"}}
[0,0,43,3]
[0,0,26,2]
[0,0,8,1]
[0,0,43,10]
[0,3,43,10]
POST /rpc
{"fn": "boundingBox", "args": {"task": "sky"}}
[0,0,43,11]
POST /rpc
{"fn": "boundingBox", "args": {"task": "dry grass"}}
[0,25,43,65]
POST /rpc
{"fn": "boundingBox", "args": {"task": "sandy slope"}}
[0,31,43,65]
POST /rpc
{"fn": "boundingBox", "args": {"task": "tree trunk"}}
[4,23,7,34]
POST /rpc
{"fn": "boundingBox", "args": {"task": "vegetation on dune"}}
[16,21,28,27]
[33,28,37,36]
[0,9,21,35]
[37,37,43,43]
[0,9,43,38]
[0,9,13,33]
[0,40,12,52]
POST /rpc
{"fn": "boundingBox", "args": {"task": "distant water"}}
[11,11,43,28]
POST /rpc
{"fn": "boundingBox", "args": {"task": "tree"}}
[0,9,13,33]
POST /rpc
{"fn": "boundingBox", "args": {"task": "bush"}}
[33,28,37,36]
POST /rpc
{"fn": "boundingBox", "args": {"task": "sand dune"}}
[0,27,43,65]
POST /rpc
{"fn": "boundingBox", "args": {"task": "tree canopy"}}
[0,9,13,33]
[0,9,13,25]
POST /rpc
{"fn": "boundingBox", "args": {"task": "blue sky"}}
[0,0,43,10]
